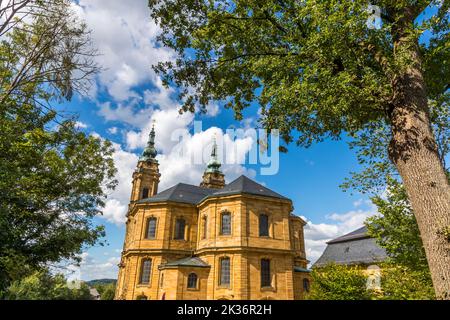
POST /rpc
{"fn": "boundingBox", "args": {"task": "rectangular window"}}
[221,212,231,235]
[259,214,269,237]
[140,259,152,284]
[219,257,231,286]
[174,218,186,240]
[261,259,271,287]
[142,188,149,199]
[146,218,157,239]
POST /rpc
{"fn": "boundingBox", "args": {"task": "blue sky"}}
[63,0,439,281]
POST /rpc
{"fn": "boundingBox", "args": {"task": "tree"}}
[0,0,117,290]
[92,282,116,300]
[367,178,429,270]
[309,263,435,300]
[148,0,450,298]
[379,264,435,300]
[307,264,371,300]
[4,269,92,300]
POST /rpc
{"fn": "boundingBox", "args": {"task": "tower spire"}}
[206,135,222,174]
[140,121,157,162]
[130,120,161,202]
[200,134,225,189]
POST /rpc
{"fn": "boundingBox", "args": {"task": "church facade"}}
[115,126,311,300]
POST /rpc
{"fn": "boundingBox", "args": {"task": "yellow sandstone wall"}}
[116,193,309,300]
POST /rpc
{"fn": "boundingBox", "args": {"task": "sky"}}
[60,0,437,281]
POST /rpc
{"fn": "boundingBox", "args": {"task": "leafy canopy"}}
[150,0,449,146]
[0,0,117,290]
[3,269,92,300]
[366,178,429,270]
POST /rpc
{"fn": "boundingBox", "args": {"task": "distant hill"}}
[86,279,117,286]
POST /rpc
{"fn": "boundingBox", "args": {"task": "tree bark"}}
[389,14,450,299]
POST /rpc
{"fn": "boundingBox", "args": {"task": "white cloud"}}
[98,101,153,128]
[75,121,88,129]
[303,201,379,265]
[108,127,119,135]
[73,0,175,101]
[101,142,139,225]
[70,0,256,227]
[66,253,120,281]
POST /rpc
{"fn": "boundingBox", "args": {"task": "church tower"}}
[130,123,161,202]
[200,136,225,189]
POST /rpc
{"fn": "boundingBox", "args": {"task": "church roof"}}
[138,175,289,205]
[312,227,388,268]
[138,183,215,205]
[159,257,211,269]
[211,175,289,200]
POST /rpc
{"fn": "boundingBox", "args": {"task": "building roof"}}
[138,175,289,205]
[159,257,211,269]
[326,226,371,244]
[211,175,289,200]
[294,267,311,273]
[313,227,388,268]
[138,183,215,205]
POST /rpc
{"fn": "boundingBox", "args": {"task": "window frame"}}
[303,278,310,293]
[174,218,186,240]
[145,217,157,240]
[260,259,272,288]
[187,273,198,290]
[220,211,232,236]
[139,259,152,285]
[218,257,231,287]
[142,188,149,199]
[259,214,270,237]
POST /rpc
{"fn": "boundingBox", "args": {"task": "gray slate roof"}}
[138,175,288,205]
[212,175,289,200]
[138,183,215,205]
[327,226,370,244]
[313,227,388,268]
[160,257,211,269]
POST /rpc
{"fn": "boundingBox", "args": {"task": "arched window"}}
[139,259,152,284]
[142,188,149,199]
[160,273,164,287]
[219,257,231,286]
[261,259,271,287]
[221,212,231,235]
[303,278,310,293]
[174,218,186,240]
[259,214,269,237]
[187,273,198,289]
[146,217,157,239]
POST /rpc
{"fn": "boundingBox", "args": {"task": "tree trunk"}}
[389,16,450,299]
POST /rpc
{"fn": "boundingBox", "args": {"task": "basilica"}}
[114,126,311,300]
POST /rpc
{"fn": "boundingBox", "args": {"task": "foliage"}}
[307,264,371,300]
[0,0,117,291]
[0,0,99,105]
[342,93,450,194]
[147,0,450,296]
[92,282,116,300]
[3,269,92,300]
[366,178,429,270]
[377,263,435,300]
[148,0,448,144]
[308,263,435,300]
